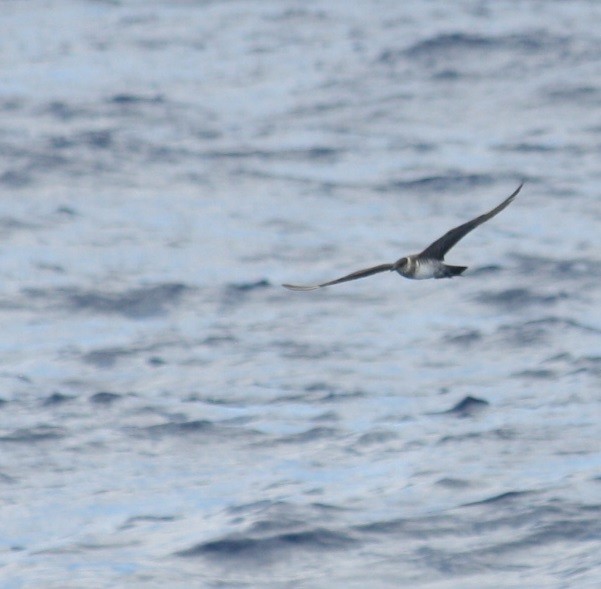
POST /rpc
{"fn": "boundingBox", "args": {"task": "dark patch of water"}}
[63,283,189,318]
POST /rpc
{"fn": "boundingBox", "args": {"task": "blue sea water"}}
[0,1,600,587]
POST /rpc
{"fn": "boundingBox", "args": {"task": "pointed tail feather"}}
[440,264,467,278]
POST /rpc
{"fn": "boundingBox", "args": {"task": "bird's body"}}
[396,256,466,280]
[282,183,522,291]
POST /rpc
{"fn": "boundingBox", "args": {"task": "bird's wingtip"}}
[282,283,321,291]
[506,181,524,201]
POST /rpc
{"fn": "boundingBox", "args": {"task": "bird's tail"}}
[442,264,467,278]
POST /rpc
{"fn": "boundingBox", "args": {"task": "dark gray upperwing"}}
[418,183,523,261]
[283,263,393,291]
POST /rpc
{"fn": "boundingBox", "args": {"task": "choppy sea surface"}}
[1,1,600,587]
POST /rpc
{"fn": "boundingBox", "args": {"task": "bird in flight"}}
[282,183,523,291]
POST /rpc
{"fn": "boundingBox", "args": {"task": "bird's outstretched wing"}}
[282,263,393,291]
[418,183,523,261]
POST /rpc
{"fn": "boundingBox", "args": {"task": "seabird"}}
[283,183,523,291]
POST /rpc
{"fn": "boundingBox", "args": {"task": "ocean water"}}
[1,1,600,587]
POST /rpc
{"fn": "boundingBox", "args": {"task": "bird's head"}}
[393,257,408,270]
